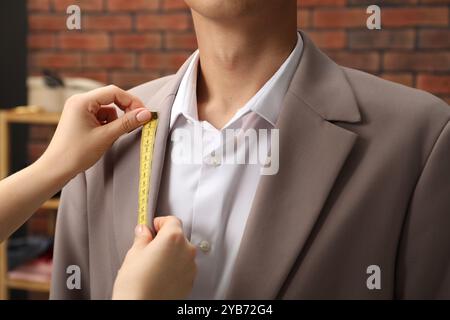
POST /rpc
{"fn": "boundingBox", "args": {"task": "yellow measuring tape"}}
[138,114,158,226]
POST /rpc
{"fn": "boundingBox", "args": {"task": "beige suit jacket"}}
[50,31,450,299]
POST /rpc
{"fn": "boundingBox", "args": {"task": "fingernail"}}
[136,110,151,123]
[135,225,144,236]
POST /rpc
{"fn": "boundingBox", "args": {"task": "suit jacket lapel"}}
[111,55,195,261]
[225,31,361,299]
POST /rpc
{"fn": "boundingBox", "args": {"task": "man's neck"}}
[192,6,298,129]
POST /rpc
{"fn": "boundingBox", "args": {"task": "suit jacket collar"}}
[289,32,361,123]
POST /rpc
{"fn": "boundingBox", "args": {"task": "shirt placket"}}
[189,122,224,298]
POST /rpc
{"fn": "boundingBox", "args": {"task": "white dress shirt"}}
[157,33,303,299]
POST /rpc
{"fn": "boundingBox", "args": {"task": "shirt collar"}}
[170,50,200,128]
[170,32,303,129]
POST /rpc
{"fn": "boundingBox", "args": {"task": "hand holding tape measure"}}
[119,111,197,299]
[0,85,196,299]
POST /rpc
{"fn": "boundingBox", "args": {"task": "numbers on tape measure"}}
[138,115,158,226]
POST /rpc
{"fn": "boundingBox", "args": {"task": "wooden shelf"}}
[41,198,60,211]
[6,278,50,293]
[0,107,60,299]
[1,107,60,125]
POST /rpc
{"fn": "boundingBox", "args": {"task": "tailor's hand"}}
[39,85,152,179]
[112,217,197,300]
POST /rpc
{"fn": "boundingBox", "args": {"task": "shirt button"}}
[206,153,221,167]
[199,240,211,253]
[211,156,221,167]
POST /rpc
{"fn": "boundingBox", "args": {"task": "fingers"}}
[96,106,118,124]
[132,224,153,250]
[85,85,145,113]
[153,217,194,258]
[101,108,152,141]
[154,216,183,233]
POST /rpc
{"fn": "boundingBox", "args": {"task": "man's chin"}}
[185,0,265,20]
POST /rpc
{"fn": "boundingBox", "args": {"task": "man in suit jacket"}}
[50,0,450,299]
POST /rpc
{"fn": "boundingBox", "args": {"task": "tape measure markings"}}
[138,115,158,226]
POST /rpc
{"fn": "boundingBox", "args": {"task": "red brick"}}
[165,32,197,50]
[418,0,450,4]
[111,71,161,89]
[85,53,135,68]
[139,52,190,70]
[30,53,82,68]
[28,34,56,50]
[419,29,450,49]
[298,0,346,7]
[349,0,418,4]
[307,31,347,49]
[314,7,448,29]
[108,0,159,11]
[383,8,448,27]
[349,30,415,49]
[163,0,189,10]
[381,73,414,87]
[136,13,191,31]
[58,33,110,50]
[326,52,381,73]
[298,9,312,29]
[84,15,133,31]
[52,0,104,11]
[28,0,50,11]
[24,1,450,102]
[384,52,450,72]
[113,33,162,50]
[29,15,66,31]
[417,75,450,94]
[313,8,366,28]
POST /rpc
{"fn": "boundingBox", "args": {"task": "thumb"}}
[132,224,153,250]
[103,108,152,142]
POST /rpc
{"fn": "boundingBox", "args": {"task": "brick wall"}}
[27,0,450,103]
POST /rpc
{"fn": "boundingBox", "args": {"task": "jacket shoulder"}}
[341,67,450,169]
[342,67,450,122]
[127,74,176,102]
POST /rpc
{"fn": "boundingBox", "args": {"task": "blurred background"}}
[0,0,448,300]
